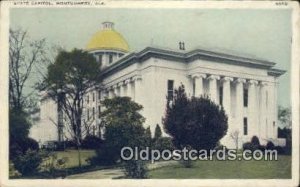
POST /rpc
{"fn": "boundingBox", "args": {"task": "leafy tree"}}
[163,84,228,151]
[42,49,101,167]
[144,126,152,147]
[101,97,146,162]
[278,106,291,129]
[154,124,162,140]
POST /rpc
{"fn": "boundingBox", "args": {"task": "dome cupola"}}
[86,22,129,53]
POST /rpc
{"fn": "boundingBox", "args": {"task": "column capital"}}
[191,73,207,79]
[221,76,233,82]
[125,79,131,85]
[248,80,259,85]
[207,75,220,80]
[132,75,142,82]
[117,81,124,87]
[259,81,268,87]
[234,78,246,84]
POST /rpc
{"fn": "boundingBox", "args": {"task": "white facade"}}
[32,22,286,148]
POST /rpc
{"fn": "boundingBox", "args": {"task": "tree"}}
[163,84,228,151]
[90,97,147,165]
[9,28,46,167]
[42,49,101,167]
[278,106,291,129]
[9,28,46,112]
[154,124,162,140]
[144,126,152,147]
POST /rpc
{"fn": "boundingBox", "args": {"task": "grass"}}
[148,155,291,179]
[52,149,96,168]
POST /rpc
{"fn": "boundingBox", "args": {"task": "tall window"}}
[87,95,89,104]
[109,54,113,64]
[92,107,95,120]
[98,90,101,100]
[87,108,90,120]
[167,80,174,101]
[98,105,101,118]
[219,86,223,106]
[243,88,248,107]
[92,92,95,102]
[192,79,195,97]
[243,117,248,135]
[98,54,102,65]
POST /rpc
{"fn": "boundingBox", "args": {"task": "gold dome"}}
[86,22,129,52]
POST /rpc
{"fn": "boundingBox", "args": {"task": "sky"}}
[10,8,292,107]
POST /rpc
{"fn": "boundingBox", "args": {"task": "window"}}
[87,108,90,120]
[192,79,195,96]
[87,95,89,104]
[92,107,95,120]
[167,80,174,101]
[98,105,101,118]
[109,54,113,64]
[92,92,95,102]
[98,90,101,100]
[243,88,248,107]
[219,86,223,106]
[243,117,248,135]
[98,54,102,65]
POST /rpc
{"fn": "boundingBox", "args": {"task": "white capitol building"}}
[31,22,286,149]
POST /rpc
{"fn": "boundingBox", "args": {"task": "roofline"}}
[101,46,282,77]
[268,68,286,77]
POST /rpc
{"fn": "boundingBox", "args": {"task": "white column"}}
[133,75,142,103]
[192,73,206,97]
[248,80,258,137]
[234,78,246,139]
[259,81,268,140]
[208,75,220,103]
[221,77,233,117]
[125,79,131,98]
[119,82,125,97]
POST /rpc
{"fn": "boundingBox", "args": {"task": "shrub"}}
[88,143,119,166]
[152,137,174,152]
[10,137,39,160]
[163,85,228,151]
[250,136,260,146]
[243,142,258,152]
[266,141,275,150]
[81,135,104,149]
[123,160,148,179]
[154,124,162,140]
[13,149,43,176]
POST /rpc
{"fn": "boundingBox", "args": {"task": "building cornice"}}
[101,46,284,78]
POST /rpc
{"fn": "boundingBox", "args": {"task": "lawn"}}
[148,155,291,179]
[52,149,96,168]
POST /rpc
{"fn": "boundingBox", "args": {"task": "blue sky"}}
[10,8,292,107]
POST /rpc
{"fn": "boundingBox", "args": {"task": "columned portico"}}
[125,79,132,97]
[259,81,268,140]
[119,81,125,97]
[247,80,258,137]
[207,75,220,103]
[234,78,246,135]
[192,73,206,97]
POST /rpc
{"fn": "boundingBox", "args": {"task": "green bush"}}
[81,135,104,149]
[123,160,148,179]
[13,150,43,176]
[266,141,275,150]
[250,136,260,146]
[152,137,174,152]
